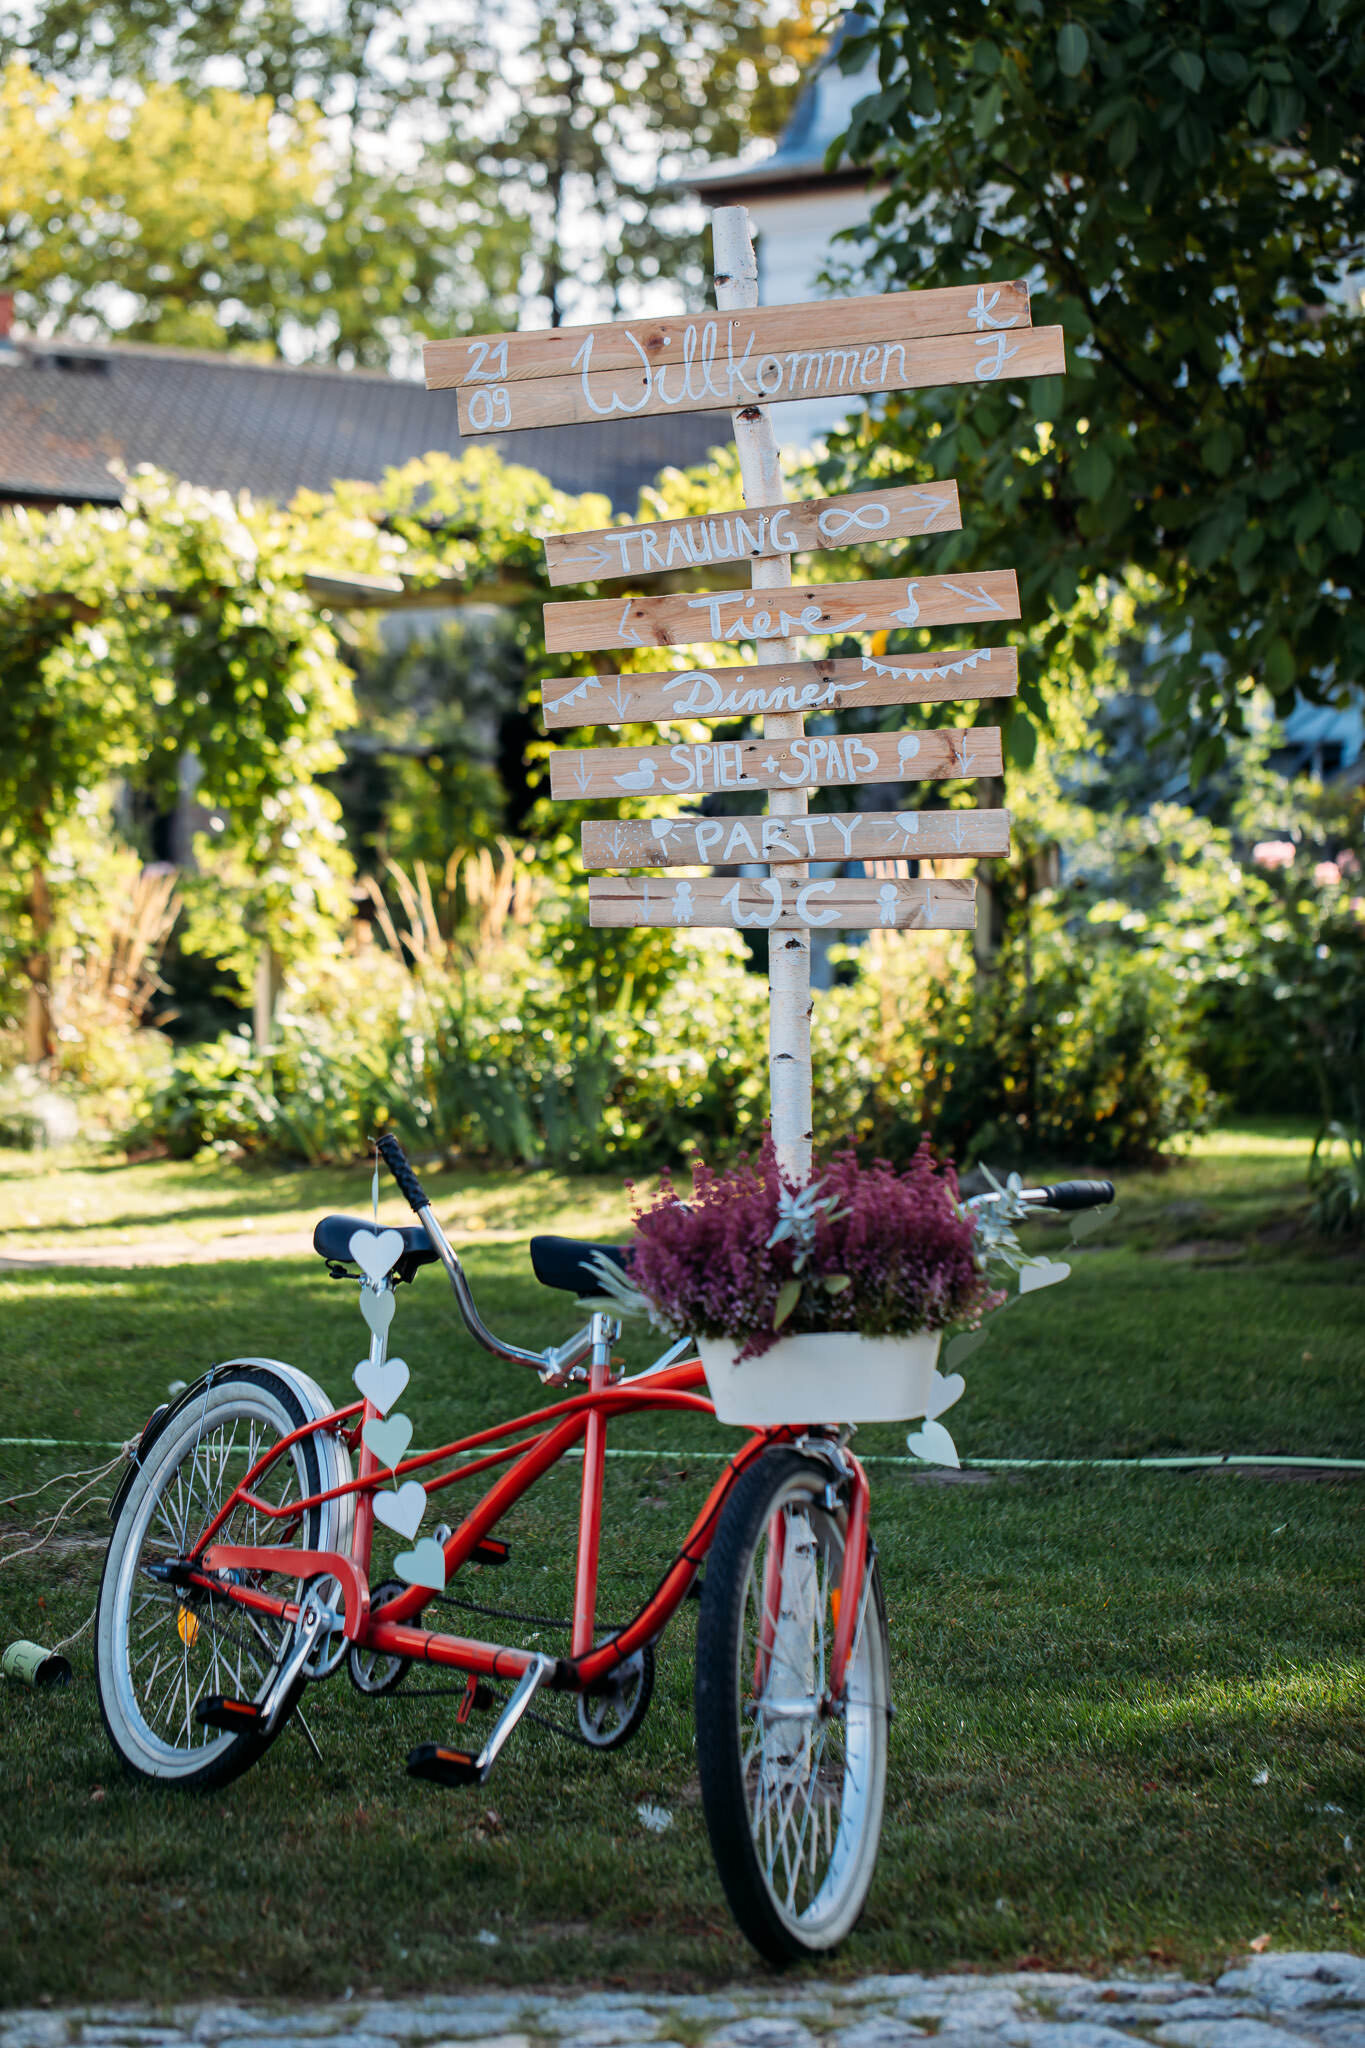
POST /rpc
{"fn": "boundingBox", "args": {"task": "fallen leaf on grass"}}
[1249,1934,1273,1953]
[1253,1767,1270,1785]
[637,1801,673,1833]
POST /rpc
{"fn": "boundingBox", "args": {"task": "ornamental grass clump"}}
[628,1139,1001,1360]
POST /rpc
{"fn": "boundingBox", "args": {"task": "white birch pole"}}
[712,204,814,1187]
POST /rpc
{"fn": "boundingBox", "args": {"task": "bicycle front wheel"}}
[694,1448,890,1963]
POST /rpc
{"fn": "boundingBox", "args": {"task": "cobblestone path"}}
[2,1951,1361,2048]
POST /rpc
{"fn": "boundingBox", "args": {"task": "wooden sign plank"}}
[542,645,1017,730]
[580,808,1011,870]
[425,281,1032,393]
[545,570,1019,654]
[541,483,962,587]
[449,324,1064,436]
[548,726,1002,801]
[588,875,977,931]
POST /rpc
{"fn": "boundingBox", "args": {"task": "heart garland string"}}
[348,1217,446,1591]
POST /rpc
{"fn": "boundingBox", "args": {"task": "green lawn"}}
[0,1124,1361,2002]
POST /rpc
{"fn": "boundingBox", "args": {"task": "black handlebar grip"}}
[1039,1179,1115,1211]
[376,1131,431,1215]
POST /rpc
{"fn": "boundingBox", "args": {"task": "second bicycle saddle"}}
[529,1236,631,1297]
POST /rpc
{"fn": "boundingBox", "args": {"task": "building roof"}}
[0,335,730,513]
[685,14,878,201]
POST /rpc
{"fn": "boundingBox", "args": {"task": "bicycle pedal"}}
[471,1537,510,1567]
[406,1741,482,1788]
[196,1695,264,1732]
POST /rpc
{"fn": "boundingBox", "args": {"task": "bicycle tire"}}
[96,1362,347,1789]
[694,1448,890,1963]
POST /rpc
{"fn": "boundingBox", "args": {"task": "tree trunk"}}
[253,944,284,1051]
[23,858,54,1065]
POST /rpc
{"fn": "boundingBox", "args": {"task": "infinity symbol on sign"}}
[817,503,891,540]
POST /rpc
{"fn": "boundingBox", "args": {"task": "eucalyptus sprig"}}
[766,1176,850,1330]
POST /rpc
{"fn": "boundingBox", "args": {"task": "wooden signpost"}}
[579,810,1011,870]
[544,571,1019,654]
[541,483,962,586]
[424,207,1063,1184]
[541,645,1017,730]
[426,279,1062,436]
[547,726,1003,801]
[587,875,976,931]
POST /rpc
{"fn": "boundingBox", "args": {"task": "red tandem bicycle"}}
[96,1131,1113,1961]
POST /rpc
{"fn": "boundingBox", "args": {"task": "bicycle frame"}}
[176,1199,875,1707]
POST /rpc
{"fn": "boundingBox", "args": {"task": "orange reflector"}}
[176,1605,200,1648]
[830,1588,842,1628]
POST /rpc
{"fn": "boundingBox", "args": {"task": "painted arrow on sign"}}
[588,875,977,931]
[548,726,1003,801]
[544,571,1020,654]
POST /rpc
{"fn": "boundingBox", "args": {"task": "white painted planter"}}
[697,1330,943,1428]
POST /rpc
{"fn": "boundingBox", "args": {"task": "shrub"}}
[903,935,1211,1168]
[130,1034,277,1158]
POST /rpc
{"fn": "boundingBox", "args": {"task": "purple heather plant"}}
[629,1138,1001,1360]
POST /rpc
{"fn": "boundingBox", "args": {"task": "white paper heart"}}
[394,1534,447,1592]
[1019,1256,1071,1294]
[353,1355,410,1416]
[905,1418,960,1469]
[944,1328,990,1372]
[925,1369,966,1420]
[349,1227,405,1285]
[362,1412,414,1470]
[373,1479,427,1542]
[359,1288,396,1339]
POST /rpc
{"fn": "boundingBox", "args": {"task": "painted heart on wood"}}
[924,1369,965,1420]
[359,1287,396,1340]
[394,1535,447,1592]
[905,1418,960,1469]
[1019,1256,1071,1294]
[373,1479,427,1542]
[353,1355,409,1415]
[362,1412,414,1471]
[349,1227,406,1286]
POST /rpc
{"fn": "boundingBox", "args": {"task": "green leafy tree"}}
[469,0,825,325]
[826,0,1365,771]
[0,60,525,360]
[3,0,818,353]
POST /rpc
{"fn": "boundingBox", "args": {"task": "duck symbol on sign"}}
[614,759,657,792]
[888,581,921,629]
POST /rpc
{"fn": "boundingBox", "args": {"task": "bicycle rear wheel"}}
[694,1448,890,1962]
[96,1362,350,1789]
